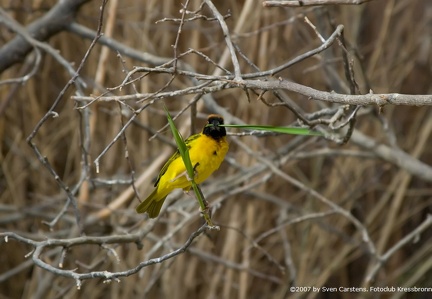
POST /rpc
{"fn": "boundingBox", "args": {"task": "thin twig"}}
[204,0,242,80]
[240,79,432,106]
[1,224,209,288]
[25,0,109,232]
[364,214,432,284]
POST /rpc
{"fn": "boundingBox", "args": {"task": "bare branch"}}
[351,130,432,182]
[0,0,92,73]
[364,214,432,284]
[204,0,242,80]
[26,0,109,231]
[240,79,432,106]
[2,0,430,295]
[233,138,377,256]
[66,22,172,66]
[1,224,209,288]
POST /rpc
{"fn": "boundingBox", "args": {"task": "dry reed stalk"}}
[1,0,431,298]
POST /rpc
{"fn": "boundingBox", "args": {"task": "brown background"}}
[0,0,431,298]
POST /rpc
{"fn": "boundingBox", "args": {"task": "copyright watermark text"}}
[289,286,432,293]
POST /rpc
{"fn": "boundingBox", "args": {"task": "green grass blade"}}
[220,124,321,136]
[164,107,194,178]
[163,107,214,226]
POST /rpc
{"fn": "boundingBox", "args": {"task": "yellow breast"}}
[157,134,228,191]
[189,134,229,184]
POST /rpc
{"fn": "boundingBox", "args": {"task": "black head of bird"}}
[203,114,226,140]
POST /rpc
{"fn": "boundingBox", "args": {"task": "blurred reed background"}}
[0,0,431,298]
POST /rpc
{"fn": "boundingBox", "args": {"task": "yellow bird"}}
[136,114,229,218]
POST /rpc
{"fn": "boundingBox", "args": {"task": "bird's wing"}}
[153,133,201,187]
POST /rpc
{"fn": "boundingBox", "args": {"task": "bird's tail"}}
[135,188,167,218]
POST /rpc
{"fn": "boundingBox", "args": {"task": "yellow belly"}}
[157,135,228,193]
